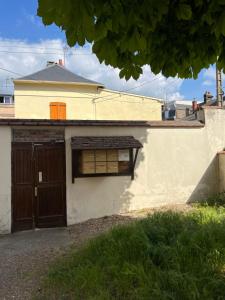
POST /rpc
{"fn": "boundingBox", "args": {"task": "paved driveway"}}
[0,227,74,299]
[0,215,134,300]
[0,205,190,299]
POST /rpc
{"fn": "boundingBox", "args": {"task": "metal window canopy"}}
[71,136,143,182]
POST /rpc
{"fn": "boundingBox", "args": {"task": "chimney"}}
[192,100,198,111]
[58,59,63,66]
[204,91,213,105]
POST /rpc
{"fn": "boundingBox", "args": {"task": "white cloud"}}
[203,66,216,81]
[202,65,225,87]
[0,38,183,100]
[202,79,214,86]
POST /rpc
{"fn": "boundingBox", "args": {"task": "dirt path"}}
[0,205,191,299]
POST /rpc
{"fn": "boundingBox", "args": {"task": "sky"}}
[0,0,219,101]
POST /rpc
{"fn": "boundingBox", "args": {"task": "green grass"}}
[200,192,225,208]
[39,207,225,300]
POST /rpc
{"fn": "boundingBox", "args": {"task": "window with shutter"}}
[50,102,66,120]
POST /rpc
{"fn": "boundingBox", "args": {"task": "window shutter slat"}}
[50,102,66,120]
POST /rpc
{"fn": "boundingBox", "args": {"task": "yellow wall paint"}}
[14,82,162,120]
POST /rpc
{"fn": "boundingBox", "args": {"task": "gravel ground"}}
[0,204,192,300]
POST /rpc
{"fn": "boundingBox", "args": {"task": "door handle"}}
[35,187,38,197]
[38,171,43,182]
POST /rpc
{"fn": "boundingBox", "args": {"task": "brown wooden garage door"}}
[12,142,66,232]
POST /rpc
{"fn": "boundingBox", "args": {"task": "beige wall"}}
[65,109,225,225]
[65,125,209,225]
[2,108,225,233]
[0,104,15,118]
[0,127,11,234]
[218,152,225,192]
[94,89,162,120]
[14,82,162,121]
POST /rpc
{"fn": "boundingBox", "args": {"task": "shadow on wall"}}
[112,129,148,214]
[73,123,221,221]
[90,131,218,217]
[73,128,148,220]
[187,155,218,203]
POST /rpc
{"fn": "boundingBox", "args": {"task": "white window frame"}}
[0,96,14,104]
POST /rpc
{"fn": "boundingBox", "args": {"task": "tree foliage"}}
[38,0,225,80]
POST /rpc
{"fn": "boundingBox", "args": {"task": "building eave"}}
[0,118,204,128]
[103,88,163,103]
[13,79,104,88]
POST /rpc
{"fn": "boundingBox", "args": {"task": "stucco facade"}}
[0,104,14,118]
[1,108,225,234]
[0,127,11,234]
[218,152,225,192]
[65,114,213,225]
[13,82,162,121]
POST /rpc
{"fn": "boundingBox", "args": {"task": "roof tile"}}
[71,136,143,149]
[15,64,104,87]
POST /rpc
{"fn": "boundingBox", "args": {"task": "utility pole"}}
[63,46,68,67]
[216,63,223,107]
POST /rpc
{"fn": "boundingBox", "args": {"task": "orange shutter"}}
[58,103,66,120]
[50,102,66,120]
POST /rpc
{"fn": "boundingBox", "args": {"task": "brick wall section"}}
[0,104,14,118]
[12,129,65,142]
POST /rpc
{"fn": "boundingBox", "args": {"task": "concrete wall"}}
[176,108,189,119]
[2,108,225,233]
[65,108,225,225]
[0,127,11,234]
[218,152,225,192]
[65,126,207,225]
[14,82,162,121]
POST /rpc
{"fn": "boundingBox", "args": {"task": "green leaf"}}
[176,4,192,20]
[215,12,225,36]
[37,0,225,80]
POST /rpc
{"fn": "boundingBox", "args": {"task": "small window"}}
[0,96,4,104]
[4,96,11,104]
[50,102,66,120]
[73,149,132,178]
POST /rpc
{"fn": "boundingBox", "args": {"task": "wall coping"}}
[0,118,204,128]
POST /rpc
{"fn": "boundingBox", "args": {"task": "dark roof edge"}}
[14,64,104,87]
[0,119,205,128]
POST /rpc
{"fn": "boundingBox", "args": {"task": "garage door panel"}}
[35,146,65,183]
[36,185,66,227]
[13,185,33,219]
[13,148,33,184]
[35,143,66,228]
[12,142,66,232]
[37,185,65,217]
[12,143,34,232]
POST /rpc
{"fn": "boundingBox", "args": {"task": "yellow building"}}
[13,62,162,121]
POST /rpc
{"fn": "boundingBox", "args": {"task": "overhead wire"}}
[0,45,67,51]
[0,48,185,101]
[0,74,181,103]
[0,67,23,76]
[0,49,92,55]
[93,75,164,103]
[93,75,182,104]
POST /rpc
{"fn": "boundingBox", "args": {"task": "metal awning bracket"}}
[131,148,140,180]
